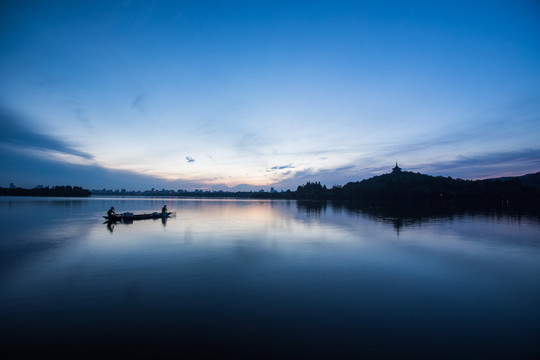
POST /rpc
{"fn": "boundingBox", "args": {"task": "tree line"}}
[256,171,540,204]
[2,170,539,204]
[0,185,91,197]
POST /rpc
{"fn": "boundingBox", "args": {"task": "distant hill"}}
[518,172,540,190]
[293,168,540,203]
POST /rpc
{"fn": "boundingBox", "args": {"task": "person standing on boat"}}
[107,206,116,218]
[161,205,167,214]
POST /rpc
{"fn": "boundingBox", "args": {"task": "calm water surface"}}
[1,197,539,358]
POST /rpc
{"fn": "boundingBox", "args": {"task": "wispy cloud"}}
[0,107,94,161]
[132,93,147,116]
[235,132,274,156]
[335,165,355,171]
[292,168,314,178]
[419,149,540,179]
[74,108,91,128]
[0,143,209,190]
[270,164,294,170]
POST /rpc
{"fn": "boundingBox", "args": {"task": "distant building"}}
[270,187,277,193]
[392,162,402,173]
[9,182,15,189]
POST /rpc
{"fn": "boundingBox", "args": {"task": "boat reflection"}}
[106,220,115,233]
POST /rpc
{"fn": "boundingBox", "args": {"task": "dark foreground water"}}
[1,197,539,358]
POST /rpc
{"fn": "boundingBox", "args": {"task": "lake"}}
[1,197,539,358]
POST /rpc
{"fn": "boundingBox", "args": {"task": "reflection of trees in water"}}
[296,200,540,233]
[7,199,84,209]
[296,201,327,217]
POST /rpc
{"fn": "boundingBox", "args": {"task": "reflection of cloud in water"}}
[2,197,539,277]
[2,197,540,358]
[0,198,96,274]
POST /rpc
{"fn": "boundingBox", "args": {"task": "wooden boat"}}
[104,211,173,222]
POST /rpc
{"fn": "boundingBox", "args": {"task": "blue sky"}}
[1,0,539,190]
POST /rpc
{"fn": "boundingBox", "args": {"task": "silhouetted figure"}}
[161,205,167,214]
[107,206,116,218]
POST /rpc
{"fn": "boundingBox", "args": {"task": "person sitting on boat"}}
[161,205,168,214]
[107,206,116,218]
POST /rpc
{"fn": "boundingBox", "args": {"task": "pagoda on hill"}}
[392,162,402,174]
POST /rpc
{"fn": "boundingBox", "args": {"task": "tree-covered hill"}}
[294,170,540,202]
[517,172,540,190]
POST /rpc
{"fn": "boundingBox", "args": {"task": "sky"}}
[1,0,539,191]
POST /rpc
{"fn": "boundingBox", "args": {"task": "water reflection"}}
[106,221,115,233]
[295,200,540,235]
[1,197,539,358]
